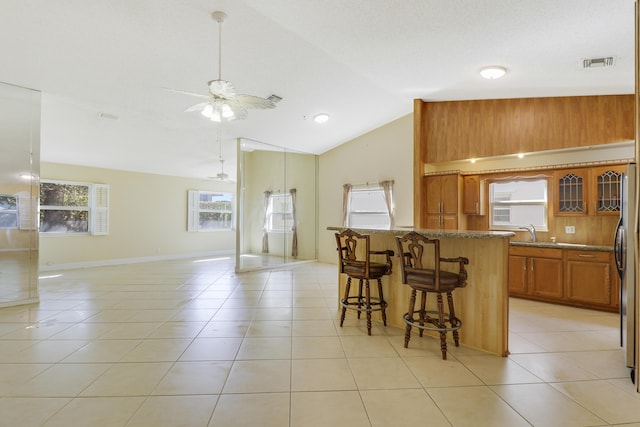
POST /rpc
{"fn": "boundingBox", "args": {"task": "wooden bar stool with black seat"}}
[395,231,469,359]
[335,229,394,335]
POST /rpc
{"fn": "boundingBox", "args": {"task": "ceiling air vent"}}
[582,56,615,68]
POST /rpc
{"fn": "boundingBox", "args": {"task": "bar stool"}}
[395,231,469,359]
[335,229,394,335]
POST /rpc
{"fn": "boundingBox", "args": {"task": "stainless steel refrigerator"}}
[614,162,636,383]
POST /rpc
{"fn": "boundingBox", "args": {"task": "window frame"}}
[346,185,391,229]
[0,194,19,229]
[488,178,549,231]
[39,180,109,236]
[188,190,235,232]
[266,193,293,233]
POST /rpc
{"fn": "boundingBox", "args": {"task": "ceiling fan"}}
[183,11,277,122]
[208,127,235,182]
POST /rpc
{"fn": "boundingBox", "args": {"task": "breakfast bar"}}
[328,227,515,356]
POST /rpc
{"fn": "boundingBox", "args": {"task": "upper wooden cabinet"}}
[462,175,485,215]
[424,174,460,229]
[415,95,634,164]
[591,165,625,216]
[554,165,626,216]
[555,169,589,216]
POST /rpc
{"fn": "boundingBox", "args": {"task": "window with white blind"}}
[489,179,548,231]
[266,193,293,233]
[347,187,391,229]
[188,190,234,231]
[40,180,109,235]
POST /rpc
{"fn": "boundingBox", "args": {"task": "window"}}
[267,193,293,232]
[0,195,18,228]
[347,186,391,229]
[188,190,233,231]
[40,181,109,235]
[489,178,548,230]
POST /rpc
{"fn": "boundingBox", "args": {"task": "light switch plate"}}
[565,226,576,234]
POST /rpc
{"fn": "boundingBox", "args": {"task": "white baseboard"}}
[38,250,235,272]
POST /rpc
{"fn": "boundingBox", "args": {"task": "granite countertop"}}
[327,226,515,240]
[510,241,614,252]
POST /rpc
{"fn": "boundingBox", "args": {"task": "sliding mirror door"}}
[236,138,317,272]
[0,82,40,307]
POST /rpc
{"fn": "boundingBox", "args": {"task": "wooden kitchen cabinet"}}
[565,250,613,307]
[591,165,625,216]
[462,175,485,215]
[555,169,589,216]
[554,165,626,217]
[508,246,563,299]
[509,245,619,312]
[424,174,460,229]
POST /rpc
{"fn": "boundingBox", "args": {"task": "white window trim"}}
[40,180,109,236]
[488,179,549,231]
[187,190,234,232]
[346,185,391,229]
[266,193,293,233]
[0,194,19,229]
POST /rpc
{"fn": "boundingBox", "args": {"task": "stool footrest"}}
[340,296,388,312]
[403,310,462,332]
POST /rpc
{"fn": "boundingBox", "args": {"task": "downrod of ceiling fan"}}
[211,11,227,81]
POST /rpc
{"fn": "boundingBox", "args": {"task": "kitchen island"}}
[328,227,515,356]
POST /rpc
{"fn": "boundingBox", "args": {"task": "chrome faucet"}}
[518,224,536,242]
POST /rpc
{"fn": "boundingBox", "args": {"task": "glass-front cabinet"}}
[554,165,625,217]
[555,169,588,216]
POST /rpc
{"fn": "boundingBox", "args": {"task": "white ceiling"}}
[0,0,635,179]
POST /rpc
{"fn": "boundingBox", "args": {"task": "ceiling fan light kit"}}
[183,10,277,122]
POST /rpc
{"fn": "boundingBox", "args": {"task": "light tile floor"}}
[1,257,640,426]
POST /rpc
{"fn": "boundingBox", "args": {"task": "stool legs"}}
[404,288,417,348]
[340,276,387,336]
[377,278,387,326]
[340,277,352,327]
[436,293,447,360]
[447,291,460,347]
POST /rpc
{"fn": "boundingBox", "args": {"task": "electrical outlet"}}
[565,226,576,234]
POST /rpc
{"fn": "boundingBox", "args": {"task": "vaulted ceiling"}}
[0,0,634,179]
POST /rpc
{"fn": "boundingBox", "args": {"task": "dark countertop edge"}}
[326,226,515,240]
[510,241,613,252]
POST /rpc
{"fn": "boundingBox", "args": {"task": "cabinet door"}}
[555,169,589,216]
[591,166,624,216]
[529,257,563,299]
[440,174,459,214]
[425,214,441,230]
[508,255,527,295]
[463,175,484,215]
[565,251,612,306]
[425,176,443,214]
[442,215,458,230]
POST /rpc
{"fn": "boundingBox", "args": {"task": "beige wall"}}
[317,114,414,263]
[40,162,236,268]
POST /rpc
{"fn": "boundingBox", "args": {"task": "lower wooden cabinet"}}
[508,245,618,312]
[565,250,613,306]
[508,246,563,299]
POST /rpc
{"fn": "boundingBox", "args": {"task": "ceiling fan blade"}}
[233,94,276,109]
[164,87,210,99]
[184,102,210,113]
[208,79,237,98]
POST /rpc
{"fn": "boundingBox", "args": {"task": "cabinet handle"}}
[578,254,595,258]
[530,259,534,272]
[475,202,479,214]
[439,201,443,213]
[523,259,526,271]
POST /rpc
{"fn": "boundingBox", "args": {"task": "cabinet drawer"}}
[566,250,611,262]
[509,246,562,259]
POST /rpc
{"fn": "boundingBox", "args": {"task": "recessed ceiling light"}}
[480,66,507,79]
[313,113,329,124]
